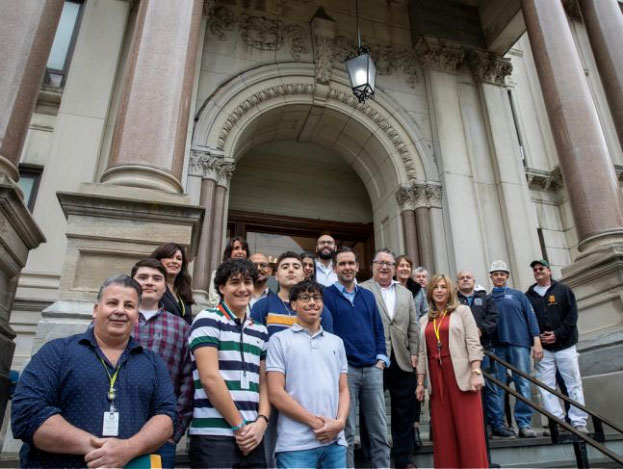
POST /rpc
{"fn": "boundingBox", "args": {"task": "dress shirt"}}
[12,327,176,468]
[315,259,338,287]
[334,281,358,305]
[378,281,397,320]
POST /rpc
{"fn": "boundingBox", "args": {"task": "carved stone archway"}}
[190,62,440,296]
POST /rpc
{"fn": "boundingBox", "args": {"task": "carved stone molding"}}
[190,147,235,186]
[466,49,513,86]
[415,37,465,74]
[525,166,564,191]
[334,36,422,88]
[207,4,309,60]
[395,183,443,210]
[217,83,316,149]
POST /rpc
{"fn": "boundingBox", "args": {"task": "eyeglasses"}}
[297,294,323,303]
[253,262,269,269]
[373,261,395,268]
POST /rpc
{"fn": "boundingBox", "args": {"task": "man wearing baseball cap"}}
[525,259,588,433]
[488,260,543,438]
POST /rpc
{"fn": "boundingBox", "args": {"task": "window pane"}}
[246,232,316,262]
[18,175,36,208]
[47,1,81,71]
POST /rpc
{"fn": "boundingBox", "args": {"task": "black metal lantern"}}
[344,0,376,103]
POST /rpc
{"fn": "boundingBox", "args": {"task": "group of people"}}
[10,233,588,469]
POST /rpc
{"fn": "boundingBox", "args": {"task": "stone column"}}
[466,49,541,288]
[578,0,623,148]
[416,184,437,272]
[396,186,420,266]
[101,0,203,193]
[0,0,63,184]
[189,148,235,296]
[0,0,56,425]
[521,0,623,253]
[521,0,623,424]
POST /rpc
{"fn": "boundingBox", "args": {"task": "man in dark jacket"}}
[456,270,509,439]
[525,259,588,432]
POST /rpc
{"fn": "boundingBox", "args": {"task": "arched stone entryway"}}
[190,62,442,298]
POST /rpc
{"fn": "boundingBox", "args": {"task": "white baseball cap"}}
[489,259,510,274]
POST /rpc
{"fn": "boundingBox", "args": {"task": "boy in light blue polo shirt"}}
[266,280,349,469]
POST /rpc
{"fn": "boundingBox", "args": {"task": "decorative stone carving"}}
[207,5,309,60]
[414,37,464,74]
[190,147,235,186]
[466,49,513,86]
[334,36,421,88]
[217,83,316,149]
[426,184,443,208]
[311,8,337,86]
[395,185,415,211]
[396,183,443,209]
[525,166,564,191]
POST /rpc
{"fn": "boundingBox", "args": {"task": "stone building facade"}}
[2,0,623,451]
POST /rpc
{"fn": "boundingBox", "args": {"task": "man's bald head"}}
[457,269,476,295]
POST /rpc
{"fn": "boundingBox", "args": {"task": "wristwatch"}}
[471,369,482,375]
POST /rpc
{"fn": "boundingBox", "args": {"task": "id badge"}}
[240,371,250,390]
[102,411,120,436]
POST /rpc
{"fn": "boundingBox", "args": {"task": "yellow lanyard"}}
[433,311,447,345]
[98,357,121,401]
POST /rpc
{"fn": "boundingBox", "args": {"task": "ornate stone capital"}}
[525,166,563,191]
[395,185,416,211]
[466,49,513,86]
[426,184,443,208]
[190,147,235,186]
[415,37,464,74]
[413,184,430,209]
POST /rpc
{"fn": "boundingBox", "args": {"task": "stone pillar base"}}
[0,180,45,427]
[562,245,623,425]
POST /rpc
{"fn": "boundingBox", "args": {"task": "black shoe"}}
[491,426,516,439]
[413,428,422,448]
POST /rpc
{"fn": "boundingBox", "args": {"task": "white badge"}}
[240,370,250,390]
[102,411,120,437]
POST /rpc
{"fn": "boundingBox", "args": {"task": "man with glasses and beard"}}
[249,252,275,308]
[315,233,338,287]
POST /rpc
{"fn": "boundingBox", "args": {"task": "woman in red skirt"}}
[416,273,488,468]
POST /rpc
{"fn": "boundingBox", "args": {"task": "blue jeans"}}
[276,443,346,469]
[156,441,176,468]
[345,364,390,468]
[492,345,533,429]
[481,354,501,428]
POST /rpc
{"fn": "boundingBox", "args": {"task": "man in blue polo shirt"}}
[267,280,349,468]
[488,260,543,438]
[11,275,177,468]
[323,247,390,468]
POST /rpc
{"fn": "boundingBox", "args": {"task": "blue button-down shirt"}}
[334,281,358,305]
[11,327,177,468]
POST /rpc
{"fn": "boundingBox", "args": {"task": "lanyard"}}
[433,310,447,345]
[98,357,122,402]
[219,303,249,369]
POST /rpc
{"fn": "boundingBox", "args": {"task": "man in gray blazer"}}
[361,248,420,469]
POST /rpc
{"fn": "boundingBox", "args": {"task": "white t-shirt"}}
[140,309,160,321]
[533,284,550,297]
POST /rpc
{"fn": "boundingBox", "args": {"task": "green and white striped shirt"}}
[188,302,268,437]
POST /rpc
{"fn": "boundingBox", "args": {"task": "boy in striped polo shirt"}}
[188,259,270,468]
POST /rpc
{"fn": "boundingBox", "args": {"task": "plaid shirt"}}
[133,309,193,442]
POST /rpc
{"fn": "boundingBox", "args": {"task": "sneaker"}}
[574,425,589,433]
[491,426,516,439]
[519,426,537,438]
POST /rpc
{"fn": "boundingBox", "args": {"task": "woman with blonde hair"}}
[415,273,488,468]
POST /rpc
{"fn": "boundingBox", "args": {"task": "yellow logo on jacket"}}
[548,295,556,305]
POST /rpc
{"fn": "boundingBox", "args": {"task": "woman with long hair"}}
[151,242,195,324]
[415,274,488,468]
[300,251,316,282]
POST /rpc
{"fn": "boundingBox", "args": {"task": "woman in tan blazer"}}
[415,273,488,468]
